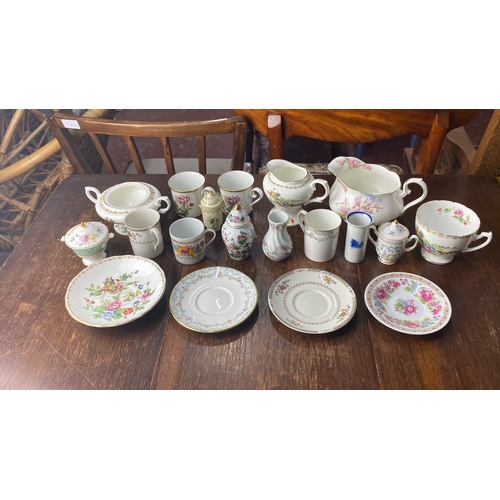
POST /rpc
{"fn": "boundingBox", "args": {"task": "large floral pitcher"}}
[327,157,427,225]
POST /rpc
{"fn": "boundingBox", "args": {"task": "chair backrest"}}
[465,109,500,178]
[47,113,248,175]
[233,109,478,174]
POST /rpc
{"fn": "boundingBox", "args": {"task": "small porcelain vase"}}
[199,187,224,231]
[368,219,418,265]
[221,204,255,260]
[344,211,373,263]
[262,210,292,261]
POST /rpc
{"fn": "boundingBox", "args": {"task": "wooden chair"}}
[233,109,479,174]
[47,113,248,175]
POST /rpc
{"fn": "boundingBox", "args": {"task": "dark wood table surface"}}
[1,173,499,390]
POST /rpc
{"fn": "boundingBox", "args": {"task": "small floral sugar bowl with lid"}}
[61,221,114,266]
[368,219,418,265]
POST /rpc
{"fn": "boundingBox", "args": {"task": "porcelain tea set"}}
[62,157,493,268]
[62,157,492,335]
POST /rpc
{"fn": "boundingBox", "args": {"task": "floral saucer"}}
[268,269,357,334]
[65,255,165,327]
[364,272,452,335]
[169,267,258,333]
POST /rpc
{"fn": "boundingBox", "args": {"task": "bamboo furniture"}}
[233,109,479,175]
[0,173,499,389]
[47,113,248,175]
[0,109,114,254]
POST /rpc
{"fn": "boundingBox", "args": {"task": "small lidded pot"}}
[61,221,114,266]
[221,203,255,260]
[199,187,223,231]
[368,219,418,265]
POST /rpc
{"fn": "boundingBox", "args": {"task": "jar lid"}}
[378,220,409,240]
[199,188,223,209]
[63,222,109,249]
[226,204,249,227]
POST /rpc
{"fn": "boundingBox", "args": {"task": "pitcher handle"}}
[462,231,493,253]
[304,179,330,206]
[400,178,428,215]
[85,186,101,204]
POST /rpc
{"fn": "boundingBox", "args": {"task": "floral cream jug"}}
[221,204,255,260]
[263,159,330,226]
[327,156,427,226]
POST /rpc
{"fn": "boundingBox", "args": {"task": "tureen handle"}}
[156,196,172,214]
[85,186,101,204]
[399,178,428,215]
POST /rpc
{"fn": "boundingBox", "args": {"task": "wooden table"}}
[1,173,499,390]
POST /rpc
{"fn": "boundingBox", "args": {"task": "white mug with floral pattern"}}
[168,171,205,218]
[415,200,492,265]
[297,209,342,262]
[217,170,263,215]
[169,217,216,265]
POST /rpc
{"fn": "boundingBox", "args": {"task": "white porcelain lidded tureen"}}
[61,221,114,266]
[85,182,171,235]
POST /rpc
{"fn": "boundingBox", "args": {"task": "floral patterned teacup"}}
[297,209,341,262]
[169,217,216,265]
[217,170,263,215]
[168,172,205,218]
[415,200,493,265]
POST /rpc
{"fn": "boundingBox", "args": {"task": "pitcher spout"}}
[266,159,308,182]
[327,156,370,178]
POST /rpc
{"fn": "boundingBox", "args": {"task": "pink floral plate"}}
[65,255,166,327]
[364,272,452,335]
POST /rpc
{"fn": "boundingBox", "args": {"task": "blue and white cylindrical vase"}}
[344,211,373,263]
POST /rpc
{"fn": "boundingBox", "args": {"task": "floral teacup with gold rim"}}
[415,200,493,264]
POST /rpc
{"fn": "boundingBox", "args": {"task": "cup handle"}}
[462,231,493,253]
[304,179,330,205]
[203,228,216,248]
[84,186,101,204]
[400,178,428,215]
[367,225,378,246]
[297,209,307,232]
[249,187,264,208]
[151,228,162,250]
[404,234,419,252]
[156,196,172,214]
